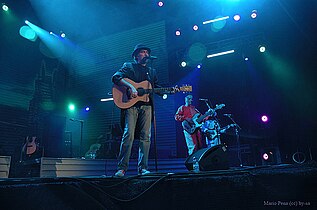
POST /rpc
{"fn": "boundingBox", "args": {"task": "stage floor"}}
[1,161,317,210]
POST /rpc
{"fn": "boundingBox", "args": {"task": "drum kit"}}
[200,98,243,166]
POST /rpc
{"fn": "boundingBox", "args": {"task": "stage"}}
[1,160,316,210]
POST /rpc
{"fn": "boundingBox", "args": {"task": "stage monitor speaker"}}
[185,144,229,171]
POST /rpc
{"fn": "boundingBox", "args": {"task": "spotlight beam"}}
[25,21,66,58]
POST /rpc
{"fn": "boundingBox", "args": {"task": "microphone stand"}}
[80,120,83,157]
[147,59,158,172]
[70,118,84,157]
[203,100,212,110]
[226,115,242,166]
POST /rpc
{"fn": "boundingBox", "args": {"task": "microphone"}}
[199,98,208,101]
[223,114,232,117]
[144,56,158,60]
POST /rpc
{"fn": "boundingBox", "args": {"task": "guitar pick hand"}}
[130,86,138,98]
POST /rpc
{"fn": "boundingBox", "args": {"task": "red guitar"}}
[22,136,37,155]
[112,78,192,109]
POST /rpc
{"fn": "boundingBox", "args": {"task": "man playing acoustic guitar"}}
[111,44,162,177]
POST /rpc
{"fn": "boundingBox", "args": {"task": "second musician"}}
[175,95,204,156]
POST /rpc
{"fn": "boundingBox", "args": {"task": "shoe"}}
[115,169,125,177]
[138,169,151,175]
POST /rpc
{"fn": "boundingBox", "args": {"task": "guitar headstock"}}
[215,104,225,110]
[175,85,192,93]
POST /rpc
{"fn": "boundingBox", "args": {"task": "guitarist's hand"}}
[119,78,138,98]
[130,86,138,98]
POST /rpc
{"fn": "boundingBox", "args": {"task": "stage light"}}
[197,64,202,69]
[162,94,167,99]
[233,14,240,21]
[262,153,269,161]
[25,20,29,24]
[180,61,187,67]
[259,45,266,53]
[192,25,199,31]
[60,32,66,38]
[207,50,235,58]
[2,3,9,11]
[85,107,90,111]
[261,115,269,123]
[68,103,75,111]
[49,32,53,35]
[157,1,164,7]
[242,54,249,61]
[175,29,181,36]
[262,151,273,162]
[251,10,257,19]
[19,25,37,42]
[261,147,281,165]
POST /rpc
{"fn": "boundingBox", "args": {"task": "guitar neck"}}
[196,104,224,123]
[137,87,173,95]
[153,87,174,94]
[196,111,214,124]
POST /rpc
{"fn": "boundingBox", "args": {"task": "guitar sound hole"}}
[137,88,145,96]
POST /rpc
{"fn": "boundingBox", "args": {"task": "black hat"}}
[132,44,151,58]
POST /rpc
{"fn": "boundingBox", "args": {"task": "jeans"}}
[117,105,152,171]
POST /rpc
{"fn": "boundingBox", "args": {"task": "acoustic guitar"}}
[22,136,37,156]
[112,78,192,109]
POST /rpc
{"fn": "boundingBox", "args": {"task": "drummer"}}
[201,114,222,148]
